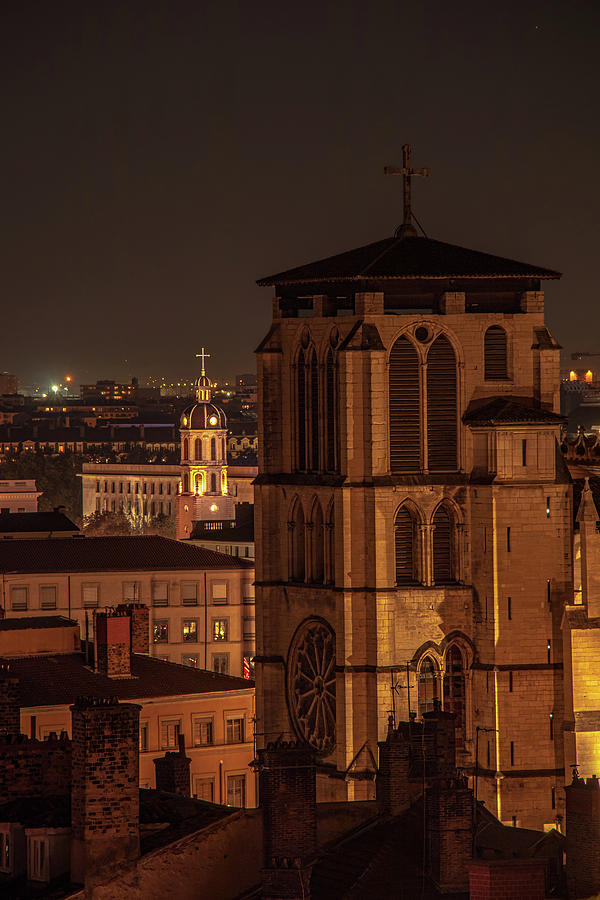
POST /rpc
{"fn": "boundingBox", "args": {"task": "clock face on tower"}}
[286,618,336,755]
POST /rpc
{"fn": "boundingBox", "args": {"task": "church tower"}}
[254,148,572,830]
[176,350,234,539]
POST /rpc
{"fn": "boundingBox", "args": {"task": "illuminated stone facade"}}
[176,366,234,539]
[255,232,572,830]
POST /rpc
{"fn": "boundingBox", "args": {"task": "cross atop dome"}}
[194,348,212,402]
[384,144,430,238]
[196,347,211,377]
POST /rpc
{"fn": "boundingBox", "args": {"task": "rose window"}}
[287,618,336,754]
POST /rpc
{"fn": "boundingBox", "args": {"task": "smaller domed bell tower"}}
[176,349,234,540]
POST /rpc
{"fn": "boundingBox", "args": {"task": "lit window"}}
[182,620,198,642]
[182,654,198,668]
[212,619,228,641]
[139,721,149,752]
[153,621,169,643]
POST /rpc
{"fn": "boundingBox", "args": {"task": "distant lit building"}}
[81,463,180,522]
[0,372,18,395]
[176,359,235,540]
[0,479,41,513]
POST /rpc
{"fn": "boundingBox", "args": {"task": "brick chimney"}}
[422,702,456,779]
[119,603,150,655]
[376,718,412,817]
[0,662,20,737]
[566,771,600,898]
[257,740,317,900]
[70,696,141,887]
[154,733,191,796]
[95,608,131,677]
[469,859,546,900]
[426,775,473,893]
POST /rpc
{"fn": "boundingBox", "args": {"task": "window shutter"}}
[432,506,453,583]
[389,337,420,472]
[484,326,508,379]
[427,336,457,471]
[297,351,306,470]
[394,507,415,584]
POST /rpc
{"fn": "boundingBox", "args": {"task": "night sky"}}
[3,1,599,387]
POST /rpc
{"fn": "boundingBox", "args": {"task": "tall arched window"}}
[290,501,305,582]
[194,438,202,460]
[443,645,466,744]
[183,472,189,493]
[210,437,216,461]
[326,499,335,585]
[309,350,319,470]
[389,336,420,472]
[222,438,227,459]
[195,473,203,494]
[418,657,439,717]
[311,501,324,584]
[484,326,508,380]
[325,349,337,472]
[210,472,217,493]
[394,505,418,584]
[427,335,457,471]
[432,504,454,584]
[297,350,307,471]
[183,438,189,461]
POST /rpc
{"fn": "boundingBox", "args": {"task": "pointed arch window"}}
[183,438,189,461]
[210,437,216,461]
[484,326,508,380]
[311,501,324,584]
[309,350,319,471]
[443,645,466,744]
[432,505,454,584]
[418,657,439,718]
[394,505,418,584]
[290,502,305,582]
[194,438,202,460]
[389,336,420,472]
[296,350,307,471]
[427,335,457,471]
[325,349,337,472]
[325,501,335,585]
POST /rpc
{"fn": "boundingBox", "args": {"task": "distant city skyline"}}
[3,1,599,382]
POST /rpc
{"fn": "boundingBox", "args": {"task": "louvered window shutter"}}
[297,351,306,470]
[325,351,336,471]
[395,506,415,583]
[427,336,457,471]
[484,326,508,379]
[310,350,319,470]
[389,337,420,472]
[432,506,453,583]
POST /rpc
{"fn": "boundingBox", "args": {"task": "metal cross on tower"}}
[195,347,211,376]
[384,144,430,237]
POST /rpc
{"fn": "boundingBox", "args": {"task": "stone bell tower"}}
[176,348,234,539]
[254,148,572,830]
